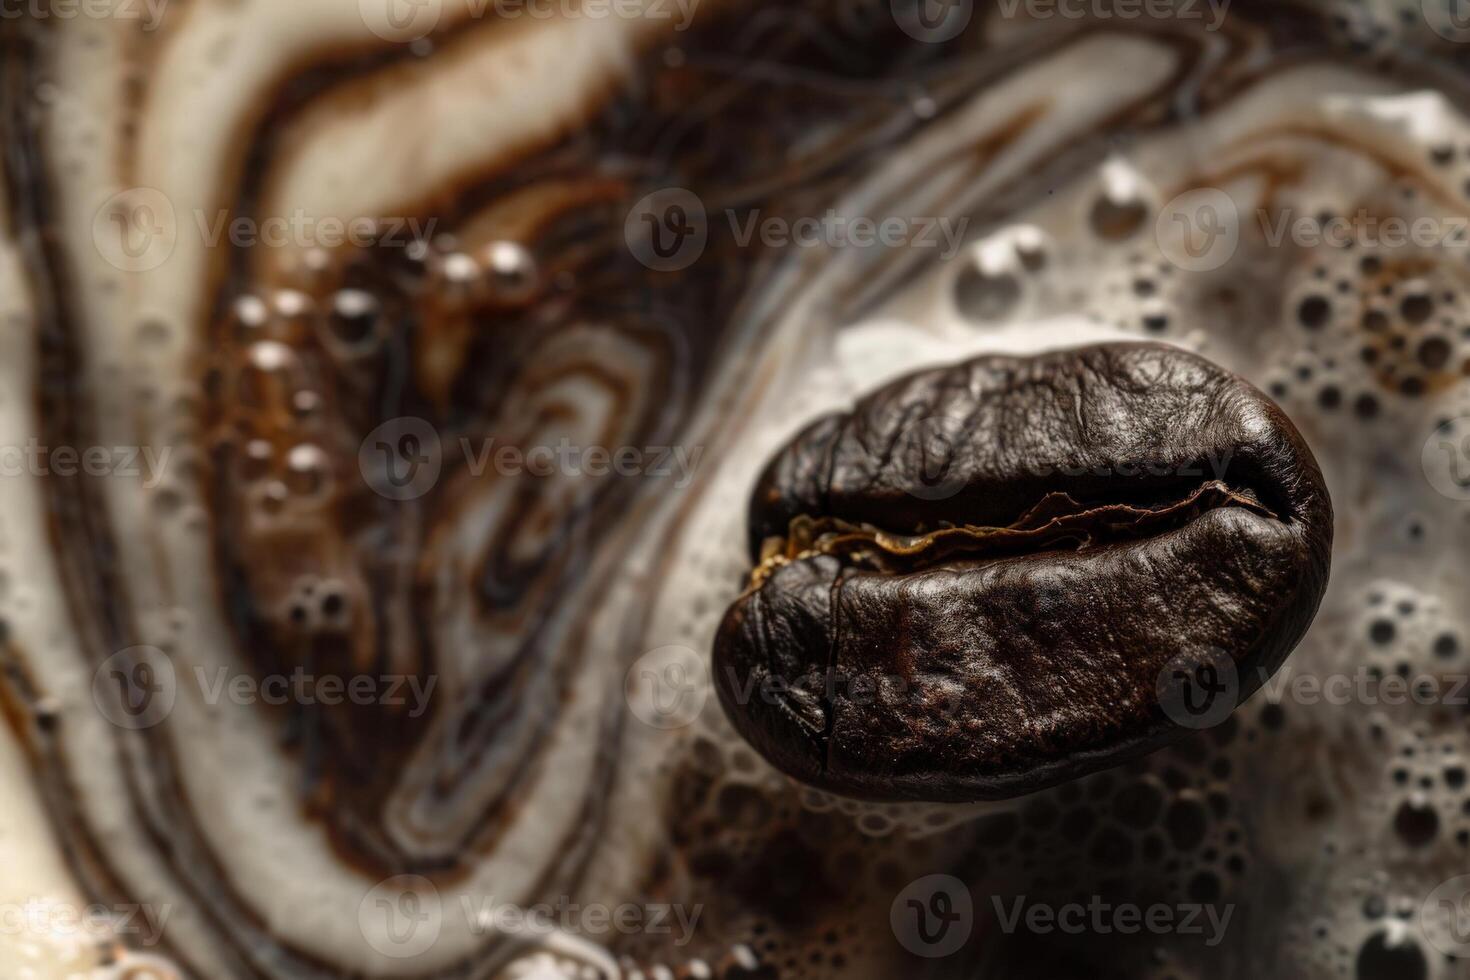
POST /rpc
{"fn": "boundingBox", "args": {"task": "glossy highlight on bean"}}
[714,342,1334,802]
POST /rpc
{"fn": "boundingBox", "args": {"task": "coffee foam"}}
[2,2,1470,978]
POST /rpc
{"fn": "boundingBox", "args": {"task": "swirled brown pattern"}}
[1,1,1469,978]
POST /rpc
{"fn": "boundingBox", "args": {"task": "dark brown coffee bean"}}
[713,342,1333,802]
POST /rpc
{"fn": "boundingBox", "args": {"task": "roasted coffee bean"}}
[714,342,1333,802]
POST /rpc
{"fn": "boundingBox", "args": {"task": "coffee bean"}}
[713,343,1333,801]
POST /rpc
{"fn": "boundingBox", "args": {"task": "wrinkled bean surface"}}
[714,342,1334,801]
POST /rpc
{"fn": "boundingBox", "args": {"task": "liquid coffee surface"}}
[0,1,1468,978]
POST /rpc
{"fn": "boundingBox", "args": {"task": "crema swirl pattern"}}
[1,1,1469,978]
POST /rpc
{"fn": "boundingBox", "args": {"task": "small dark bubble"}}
[1434,633,1460,659]
[1088,827,1134,867]
[1418,336,1452,371]
[1354,393,1381,419]
[1112,778,1165,829]
[1369,619,1397,645]
[978,811,1020,845]
[1207,790,1231,818]
[1165,795,1210,851]
[1187,870,1222,903]
[1299,295,1332,329]
[1061,807,1096,839]
[954,266,1022,321]
[1392,797,1439,847]
[1261,702,1286,731]
[1402,292,1435,325]
[1022,796,1059,830]
[1355,930,1427,980]
[1089,196,1148,241]
[1319,386,1342,410]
